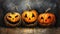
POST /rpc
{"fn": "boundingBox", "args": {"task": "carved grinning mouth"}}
[41,22,50,24]
[40,22,51,26]
[6,17,20,24]
[42,23,49,24]
[23,20,36,24]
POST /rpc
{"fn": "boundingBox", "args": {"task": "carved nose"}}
[12,18,14,20]
[29,18,31,20]
[45,20,47,21]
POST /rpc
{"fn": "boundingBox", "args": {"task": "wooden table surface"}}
[0,27,60,34]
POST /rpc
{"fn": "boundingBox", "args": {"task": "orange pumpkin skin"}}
[38,13,56,26]
[22,10,38,23]
[4,12,21,27]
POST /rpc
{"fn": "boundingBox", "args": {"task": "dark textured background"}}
[0,0,60,34]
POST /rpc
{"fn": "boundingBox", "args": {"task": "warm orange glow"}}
[38,13,56,26]
[22,10,38,23]
[4,12,21,23]
[4,12,21,27]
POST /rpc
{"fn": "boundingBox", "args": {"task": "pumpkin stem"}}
[45,8,51,13]
[25,0,31,10]
[26,4,31,10]
[15,6,18,11]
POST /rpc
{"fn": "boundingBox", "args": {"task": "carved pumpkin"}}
[4,12,21,27]
[22,10,38,27]
[38,13,56,26]
[22,10,38,23]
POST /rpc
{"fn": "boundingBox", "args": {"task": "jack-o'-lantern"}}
[38,8,56,26]
[38,13,56,26]
[21,4,38,27]
[4,12,21,27]
[22,10,38,27]
[22,10,38,23]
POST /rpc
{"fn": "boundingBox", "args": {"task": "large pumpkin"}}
[38,13,56,26]
[22,10,38,27]
[4,12,21,27]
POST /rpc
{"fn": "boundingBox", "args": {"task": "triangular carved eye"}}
[48,16,51,19]
[15,15,18,18]
[8,16,11,18]
[32,14,35,17]
[41,17,44,19]
[25,14,27,18]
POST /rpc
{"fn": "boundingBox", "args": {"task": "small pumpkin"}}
[22,10,38,27]
[38,13,56,26]
[4,12,21,27]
